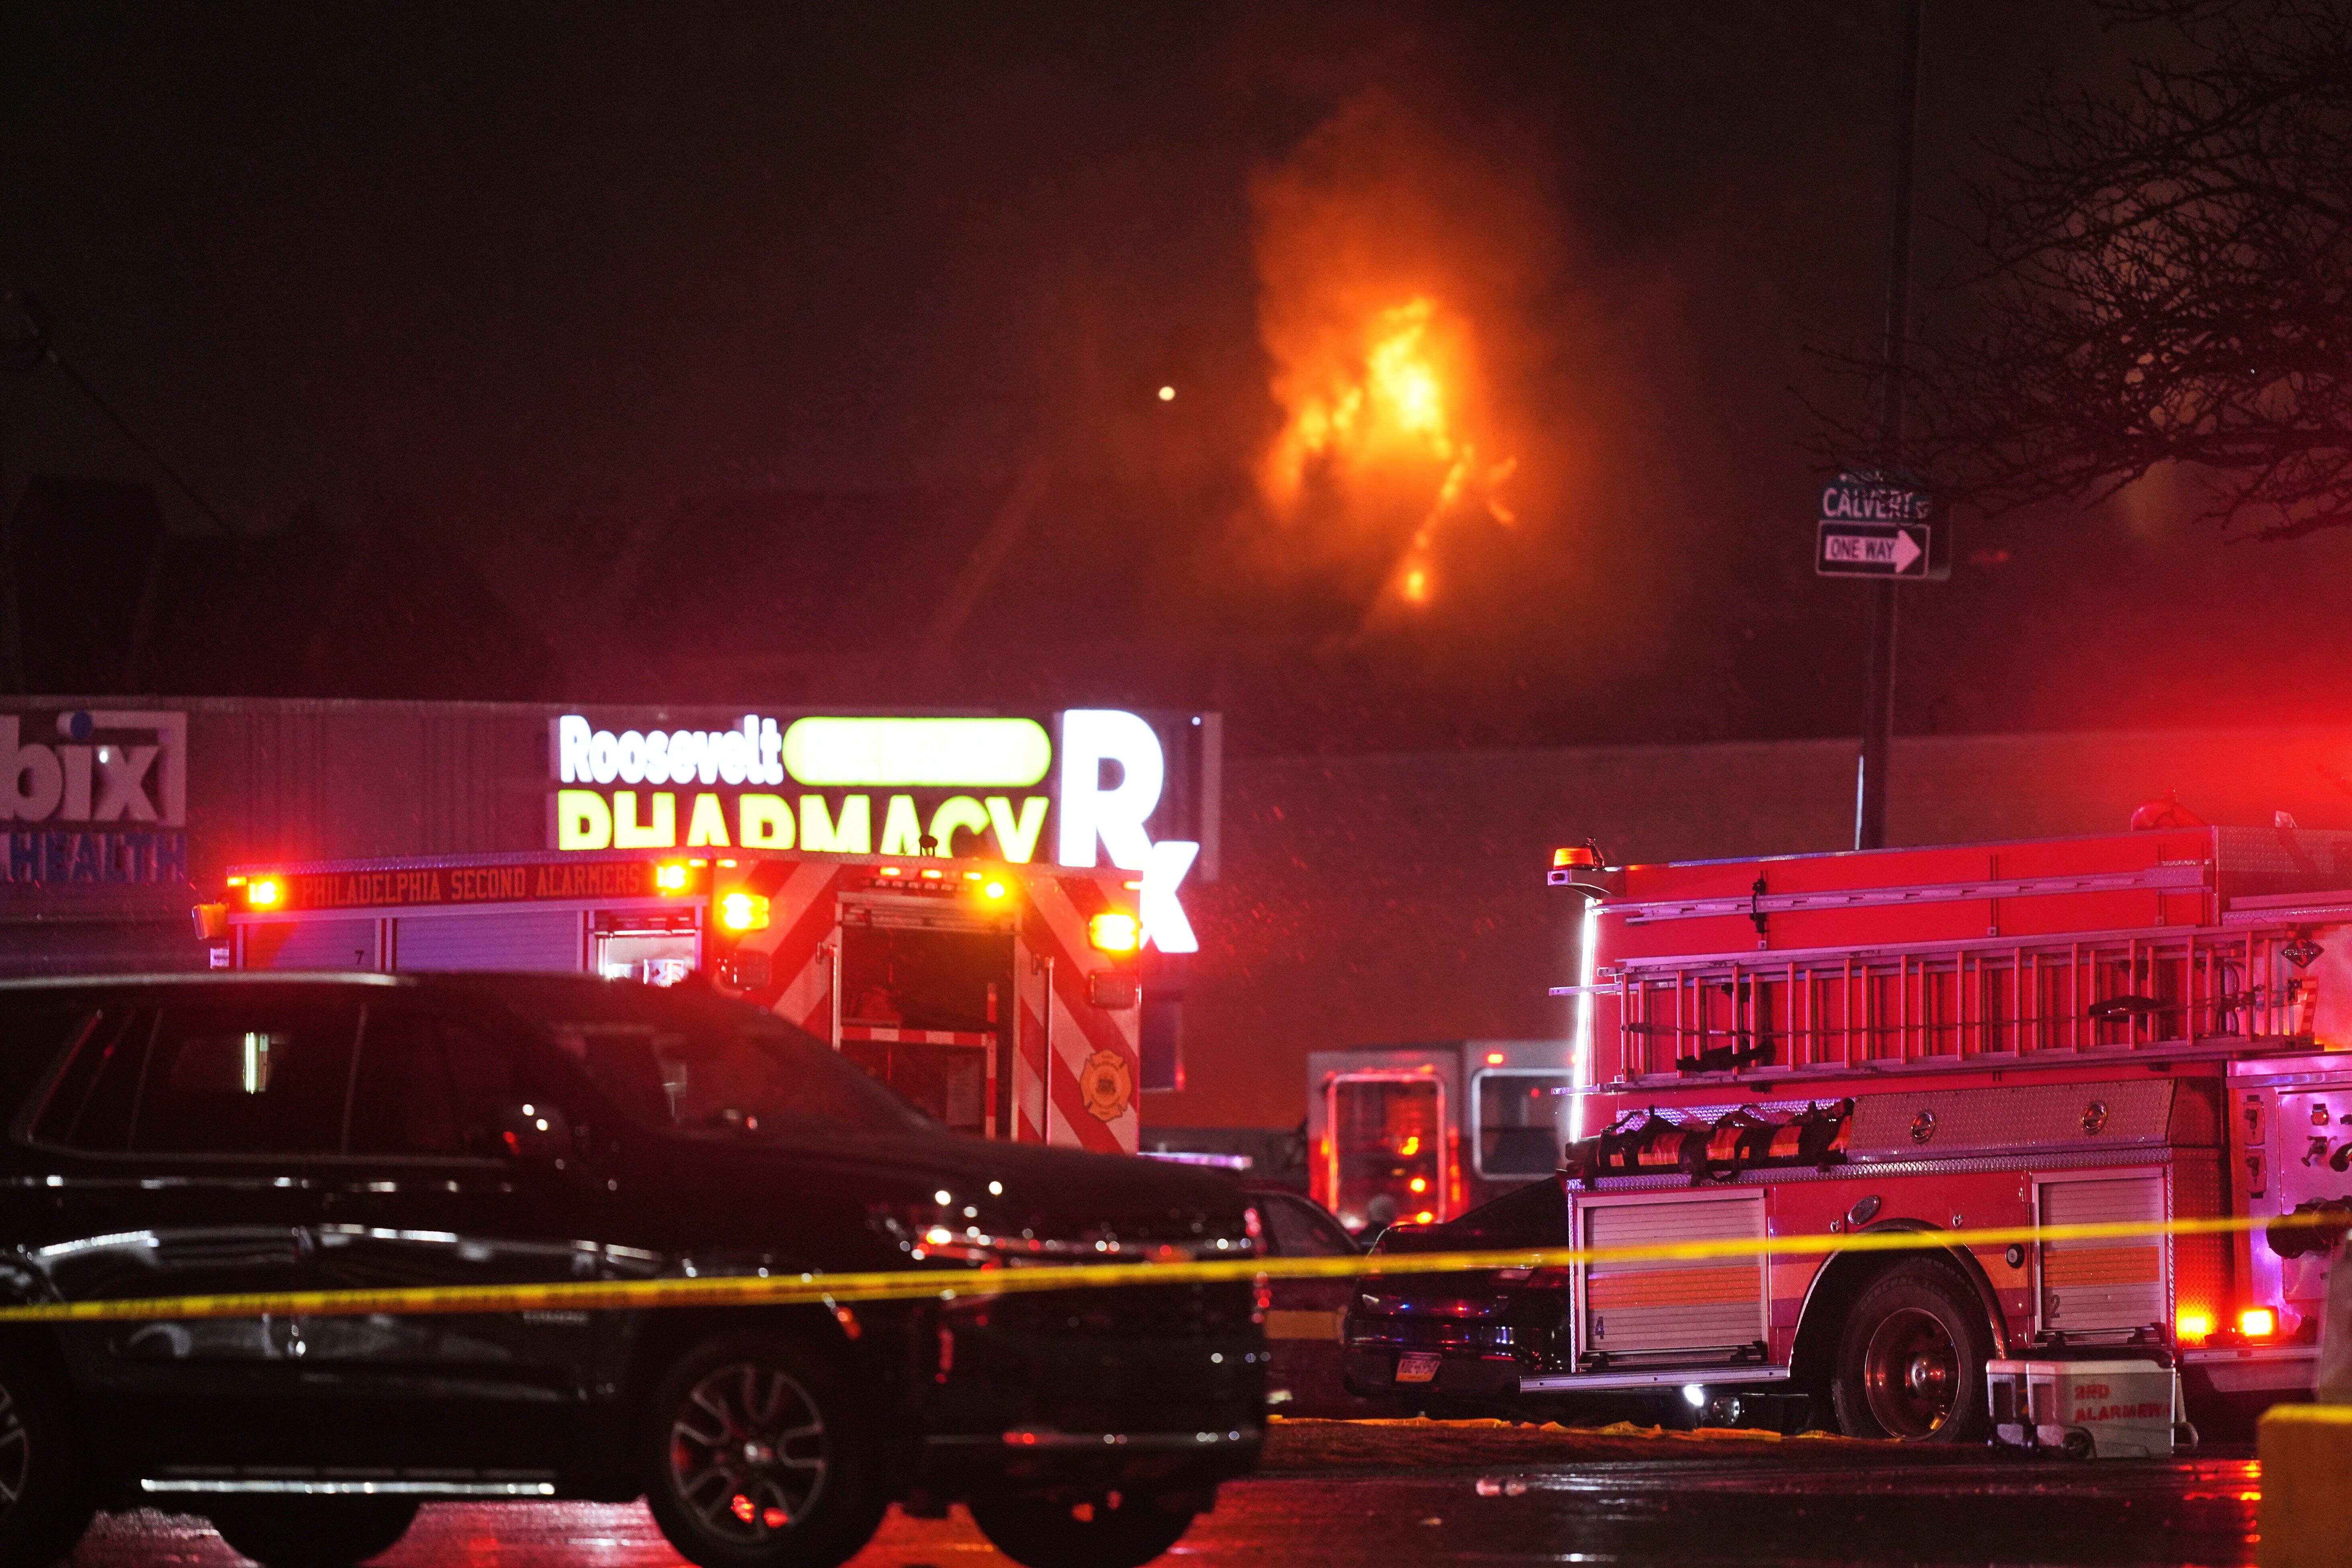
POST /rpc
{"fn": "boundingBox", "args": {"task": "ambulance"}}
[1307,1040,1572,1233]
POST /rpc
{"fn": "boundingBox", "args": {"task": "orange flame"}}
[1259,291,1515,606]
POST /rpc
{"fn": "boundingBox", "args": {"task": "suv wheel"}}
[1829,1259,1994,1442]
[640,1332,885,1568]
[0,1344,93,1567]
[966,1491,1200,1568]
[205,1497,418,1567]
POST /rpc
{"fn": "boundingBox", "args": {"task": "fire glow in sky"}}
[1262,295,1517,603]
[1251,102,1519,611]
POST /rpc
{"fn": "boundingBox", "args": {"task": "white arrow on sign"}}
[1815,520,1937,579]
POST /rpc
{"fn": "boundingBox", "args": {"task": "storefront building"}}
[0,700,1213,1142]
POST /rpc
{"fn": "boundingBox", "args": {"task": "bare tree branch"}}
[1811,0,2352,538]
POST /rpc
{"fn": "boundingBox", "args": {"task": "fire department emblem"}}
[1080,1050,1133,1122]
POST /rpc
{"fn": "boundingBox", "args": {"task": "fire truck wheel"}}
[1830,1261,1993,1443]
[639,1332,887,1568]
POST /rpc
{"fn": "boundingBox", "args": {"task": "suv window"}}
[348,1007,528,1158]
[132,999,360,1156]
[28,1008,147,1151]
[548,1013,925,1138]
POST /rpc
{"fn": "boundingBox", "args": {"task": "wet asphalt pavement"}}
[70,1448,2262,1567]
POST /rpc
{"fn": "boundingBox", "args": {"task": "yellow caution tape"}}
[0,1208,2323,1325]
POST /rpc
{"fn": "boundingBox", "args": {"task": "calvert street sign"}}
[1814,470,1945,580]
[1816,521,1930,578]
[1819,471,1930,524]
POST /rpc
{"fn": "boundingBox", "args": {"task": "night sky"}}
[5,2,2347,755]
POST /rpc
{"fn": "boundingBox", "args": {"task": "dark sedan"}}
[1241,1185,1399,1420]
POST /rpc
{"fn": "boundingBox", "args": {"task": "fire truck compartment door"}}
[242,917,379,971]
[393,909,585,972]
[1581,1193,1767,1358]
[2038,1174,2166,1336]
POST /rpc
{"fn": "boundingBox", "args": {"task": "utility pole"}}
[1854,0,1924,852]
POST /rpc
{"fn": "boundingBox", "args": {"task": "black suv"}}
[0,973,1263,1568]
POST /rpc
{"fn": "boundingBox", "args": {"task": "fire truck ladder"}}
[1571,923,2313,1079]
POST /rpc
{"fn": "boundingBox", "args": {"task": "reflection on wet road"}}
[74,1451,2260,1567]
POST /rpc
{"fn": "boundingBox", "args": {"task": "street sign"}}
[1816,520,1930,578]
[1819,472,1930,525]
[1815,470,1946,579]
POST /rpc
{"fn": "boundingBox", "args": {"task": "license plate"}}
[1394,1352,1442,1384]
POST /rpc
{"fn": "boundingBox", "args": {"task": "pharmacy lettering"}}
[0,710,189,887]
[550,709,1211,954]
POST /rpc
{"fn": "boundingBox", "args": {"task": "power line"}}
[3,289,244,540]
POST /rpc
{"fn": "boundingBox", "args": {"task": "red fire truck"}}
[210,847,1152,1155]
[1341,826,2352,1438]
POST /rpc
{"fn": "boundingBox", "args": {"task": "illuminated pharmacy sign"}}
[547,708,1214,951]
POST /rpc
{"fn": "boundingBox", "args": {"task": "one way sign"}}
[1816,521,1930,579]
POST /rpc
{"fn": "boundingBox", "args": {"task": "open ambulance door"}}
[831,891,1017,1138]
[1323,1068,1451,1236]
[724,857,1143,1152]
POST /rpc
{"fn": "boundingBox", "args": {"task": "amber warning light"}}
[1088,912,1141,954]
[718,892,770,932]
[1548,843,1613,895]
[246,878,283,909]
[2239,1306,2278,1339]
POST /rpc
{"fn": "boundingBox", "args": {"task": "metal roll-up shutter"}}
[392,909,582,972]
[2039,1174,2166,1335]
[243,918,378,971]
[1583,1193,1767,1357]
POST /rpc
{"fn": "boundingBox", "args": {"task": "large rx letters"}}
[1055,709,1198,954]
